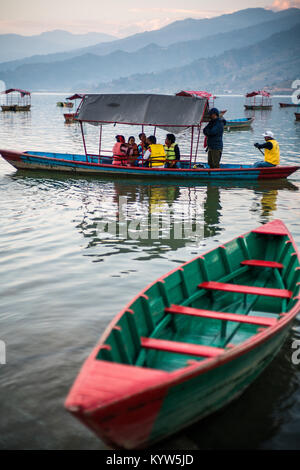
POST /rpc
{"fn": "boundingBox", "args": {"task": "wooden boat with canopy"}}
[65,219,300,449]
[176,90,227,122]
[63,93,84,123]
[244,91,272,110]
[0,88,31,111]
[0,93,299,180]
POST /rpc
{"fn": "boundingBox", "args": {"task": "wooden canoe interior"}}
[96,222,300,373]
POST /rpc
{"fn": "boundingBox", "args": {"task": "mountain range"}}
[0,8,299,93]
[0,30,116,63]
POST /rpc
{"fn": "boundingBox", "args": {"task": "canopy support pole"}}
[194,125,201,165]
[189,126,194,169]
[80,121,88,162]
[98,124,102,162]
[153,126,156,137]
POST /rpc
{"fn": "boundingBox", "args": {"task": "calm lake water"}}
[0,94,300,450]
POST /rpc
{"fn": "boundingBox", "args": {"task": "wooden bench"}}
[140,337,224,358]
[241,259,283,269]
[165,305,277,327]
[198,281,292,299]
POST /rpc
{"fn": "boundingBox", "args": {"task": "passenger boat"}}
[244,91,272,110]
[279,103,300,108]
[1,94,298,180]
[63,93,84,123]
[65,219,300,449]
[0,88,31,112]
[295,113,300,121]
[176,90,227,122]
[225,117,254,130]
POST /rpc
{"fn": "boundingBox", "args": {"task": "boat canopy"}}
[246,90,271,98]
[67,93,84,100]
[0,88,31,97]
[77,93,207,133]
[176,90,216,99]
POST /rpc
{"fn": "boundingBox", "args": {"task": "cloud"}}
[270,0,300,10]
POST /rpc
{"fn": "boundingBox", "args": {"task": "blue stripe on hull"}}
[20,153,261,180]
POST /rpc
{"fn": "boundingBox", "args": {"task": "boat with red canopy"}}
[176,90,227,122]
[0,93,298,180]
[63,93,84,123]
[0,88,31,111]
[244,91,272,110]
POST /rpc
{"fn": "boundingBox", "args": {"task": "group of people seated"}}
[112,133,181,168]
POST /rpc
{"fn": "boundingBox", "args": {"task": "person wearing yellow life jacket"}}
[253,131,280,167]
[164,134,181,168]
[143,135,166,168]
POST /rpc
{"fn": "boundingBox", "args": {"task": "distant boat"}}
[225,117,254,130]
[63,94,84,123]
[279,103,300,108]
[244,90,272,110]
[295,112,300,121]
[1,88,31,112]
[65,219,300,449]
[175,90,227,122]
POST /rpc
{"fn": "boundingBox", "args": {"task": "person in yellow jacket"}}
[253,131,280,167]
[143,135,166,168]
[164,133,181,168]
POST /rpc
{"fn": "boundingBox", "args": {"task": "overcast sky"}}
[1,0,299,36]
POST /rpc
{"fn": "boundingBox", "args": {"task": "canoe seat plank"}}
[140,337,224,358]
[165,305,277,327]
[198,281,292,299]
[241,259,284,269]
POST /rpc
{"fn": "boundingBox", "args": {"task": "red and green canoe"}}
[65,219,300,449]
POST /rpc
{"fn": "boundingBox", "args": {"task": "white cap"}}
[262,130,274,138]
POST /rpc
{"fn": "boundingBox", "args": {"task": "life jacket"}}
[265,139,280,165]
[112,142,127,165]
[149,144,166,167]
[164,143,176,161]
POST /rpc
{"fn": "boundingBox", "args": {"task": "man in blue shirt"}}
[203,108,226,168]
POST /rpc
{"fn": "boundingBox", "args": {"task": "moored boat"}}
[295,112,300,121]
[244,90,272,110]
[279,102,300,108]
[176,90,226,122]
[65,219,300,449]
[1,93,298,180]
[63,93,84,123]
[1,88,31,112]
[225,117,254,130]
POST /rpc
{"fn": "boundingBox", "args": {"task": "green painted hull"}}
[66,220,300,449]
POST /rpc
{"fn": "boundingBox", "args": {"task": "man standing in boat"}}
[203,108,226,168]
[253,131,280,167]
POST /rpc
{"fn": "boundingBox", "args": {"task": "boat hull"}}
[0,150,299,181]
[279,103,299,108]
[295,113,300,121]
[67,322,290,449]
[244,105,272,110]
[225,118,254,130]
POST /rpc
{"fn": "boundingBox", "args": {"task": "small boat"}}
[57,102,64,107]
[295,113,300,121]
[63,94,84,123]
[65,219,300,449]
[63,102,73,108]
[176,90,226,122]
[279,103,300,108]
[225,117,254,130]
[1,94,298,181]
[1,88,31,112]
[244,90,272,110]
